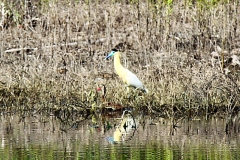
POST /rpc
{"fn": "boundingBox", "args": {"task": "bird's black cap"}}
[112,48,118,52]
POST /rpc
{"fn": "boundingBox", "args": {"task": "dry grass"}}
[0,0,240,117]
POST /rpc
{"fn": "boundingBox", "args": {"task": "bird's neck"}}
[114,52,125,76]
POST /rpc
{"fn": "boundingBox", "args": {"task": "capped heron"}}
[106,49,148,93]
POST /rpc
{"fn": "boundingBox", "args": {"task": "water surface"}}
[0,111,239,160]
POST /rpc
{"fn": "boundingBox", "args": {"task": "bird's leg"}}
[126,86,130,93]
[125,85,131,100]
[123,84,128,93]
[134,87,140,92]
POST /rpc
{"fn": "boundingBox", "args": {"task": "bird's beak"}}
[105,51,115,59]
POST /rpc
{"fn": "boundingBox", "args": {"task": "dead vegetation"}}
[0,0,240,118]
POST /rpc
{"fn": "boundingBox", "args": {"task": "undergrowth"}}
[0,0,240,117]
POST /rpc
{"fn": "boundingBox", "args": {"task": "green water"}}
[0,113,239,160]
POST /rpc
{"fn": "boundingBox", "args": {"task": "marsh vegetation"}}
[0,0,240,119]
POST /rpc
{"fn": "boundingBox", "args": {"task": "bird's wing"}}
[124,69,144,88]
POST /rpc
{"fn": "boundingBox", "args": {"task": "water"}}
[0,111,239,160]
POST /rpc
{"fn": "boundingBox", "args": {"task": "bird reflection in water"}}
[106,110,137,144]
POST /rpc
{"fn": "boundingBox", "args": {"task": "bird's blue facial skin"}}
[106,51,115,59]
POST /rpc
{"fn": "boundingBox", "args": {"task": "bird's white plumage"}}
[124,69,144,88]
[106,50,147,93]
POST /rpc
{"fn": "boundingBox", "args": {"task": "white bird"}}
[106,49,148,93]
